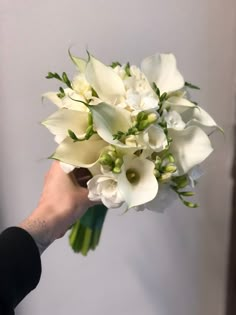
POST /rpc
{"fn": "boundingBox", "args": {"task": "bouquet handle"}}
[69,168,108,255]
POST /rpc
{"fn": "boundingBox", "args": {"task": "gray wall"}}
[0,1,235,314]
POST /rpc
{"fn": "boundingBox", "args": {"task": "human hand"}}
[19,161,94,254]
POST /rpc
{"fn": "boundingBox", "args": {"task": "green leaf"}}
[160,92,168,102]
[62,72,72,89]
[179,191,195,197]
[68,129,79,141]
[152,82,160,98]
[46,72,62,81]
[57,87,65,99]
[124,62,131,77]
[182,200,198,208]
[91,87,98,97]
[110,61,121,68]
[172,175,188,188]
[185,81,200,90]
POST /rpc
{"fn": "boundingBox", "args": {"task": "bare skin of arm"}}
[19,161,94,254]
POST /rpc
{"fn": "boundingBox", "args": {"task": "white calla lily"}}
[141,53,185,94]
[117,156,158,209]
[182,106,222,131]
[169,126,213,174]
[163,96,195,114]
[89,102,133,147]
[68,50,87,73]
[43,88,89,112]
[42,92,64,108]
[62,93,89,112]
[85,55,125,104]
[42,108,89,142]
[145,184,178,213]
[52,134,107,168]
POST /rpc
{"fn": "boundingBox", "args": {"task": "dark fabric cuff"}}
[0,227,42,309]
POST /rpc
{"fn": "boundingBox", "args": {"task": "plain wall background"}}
[0,1,235,314]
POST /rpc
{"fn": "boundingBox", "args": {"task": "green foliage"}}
[124,62,131,77]
[171,176,199,208]
[57,87,65,99]
[69,205,108,255]
[46,71,72,89]
[185,81,200,90]
[68,129,79,141]
[152,82,160,98]
[110,61,121,68]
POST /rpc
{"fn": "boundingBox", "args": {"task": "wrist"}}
[19,205,61,254]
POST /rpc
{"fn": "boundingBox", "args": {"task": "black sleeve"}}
[0,227,42,314]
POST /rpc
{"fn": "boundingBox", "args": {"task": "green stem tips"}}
[69,204,108,256]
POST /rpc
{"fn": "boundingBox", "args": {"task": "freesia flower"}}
[163,109,186,130]
[142,124,168,151]
[87,173,124,208]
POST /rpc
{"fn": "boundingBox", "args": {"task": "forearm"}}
[19,202,87,255]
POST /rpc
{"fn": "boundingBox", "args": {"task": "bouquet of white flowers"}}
[42,51,221,255]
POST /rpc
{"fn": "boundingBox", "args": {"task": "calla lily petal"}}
[169,126,213,175]
[141,53,185,94]
[182,106,222,131]
[117,156,158,208]
[68,50,87,73]
[85,55,125,104]
[42,89,88,112]
[62,91,89,112]
[52,135,107,168]
[89,102,132,147]
[145,184,178,213]
[163,96,195,114]
[42,108,88,139]
[42,92,63,108]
